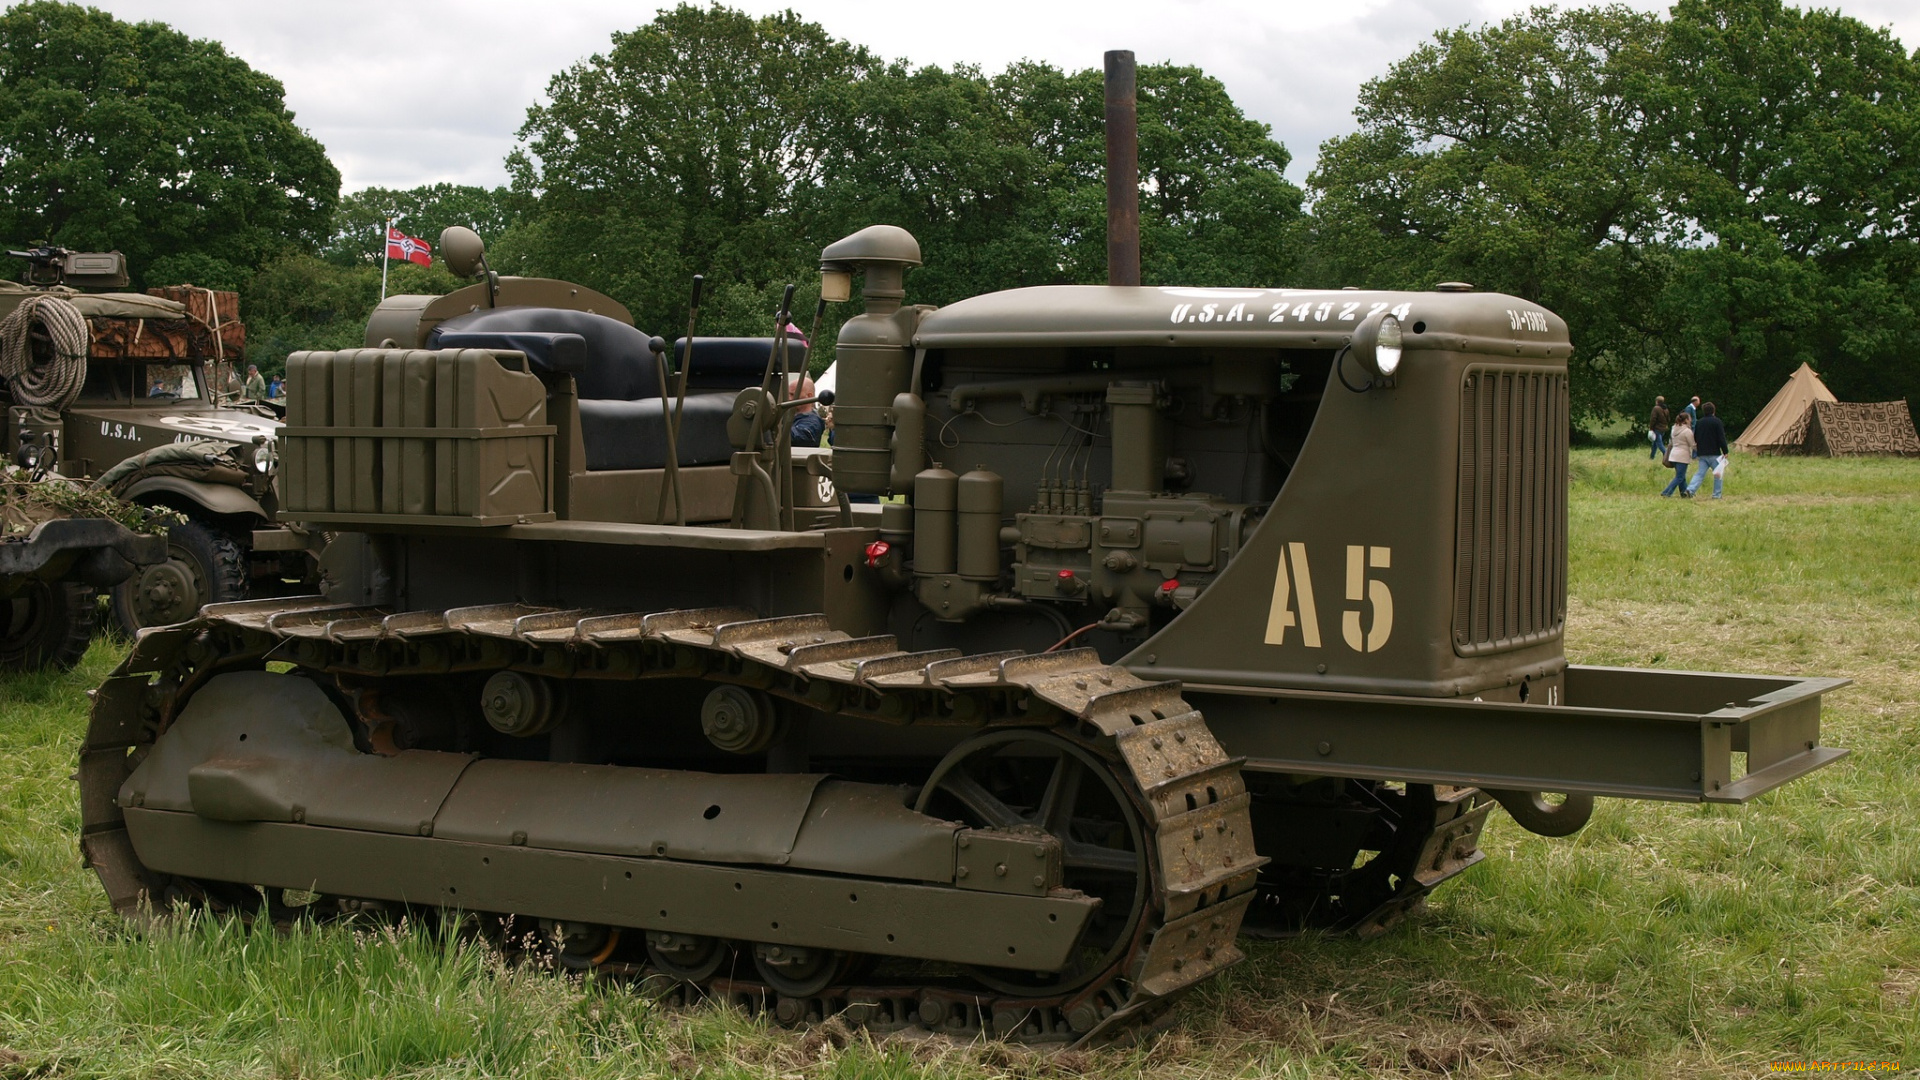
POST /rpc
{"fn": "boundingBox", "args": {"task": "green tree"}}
[324,184,529,267]
[510,4,1304,346]
[1307,0,1920,427]
[511,3,885,338]
[244,253,378,370]
[1645,0,1920,420]
[0,1,339,289]
[801,60,1302,302]
[797,61,1059,306]
[1306,5,1669,421]
[987,61,1303,290]
[242,253,465,375]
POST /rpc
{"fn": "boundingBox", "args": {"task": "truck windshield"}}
[141,363,200,400]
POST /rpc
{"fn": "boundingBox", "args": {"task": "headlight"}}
[1353,310,1405,381]
[253,444,274,473]
[1375,315,1403,376]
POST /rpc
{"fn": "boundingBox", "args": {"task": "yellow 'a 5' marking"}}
[1264,542,1321,647]
[1342,545,1394,652]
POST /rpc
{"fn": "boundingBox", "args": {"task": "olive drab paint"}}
[78,221,1850,1050]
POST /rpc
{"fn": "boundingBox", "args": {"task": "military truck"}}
[0,246,313,632]
[1,464,166,671]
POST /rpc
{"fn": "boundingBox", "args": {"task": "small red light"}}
[864,540,891,568]
[1057,569,1076,579]
[1160,579,1180,592]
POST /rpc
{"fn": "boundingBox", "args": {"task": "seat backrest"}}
[433,306,657,400]
[673,337,807,391]
[433,331,587,375]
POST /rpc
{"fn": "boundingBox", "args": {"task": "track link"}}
[79,596,1266,1046]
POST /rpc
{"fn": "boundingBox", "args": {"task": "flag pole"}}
[380,210,406,301]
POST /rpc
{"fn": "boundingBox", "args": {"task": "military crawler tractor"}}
[78,217,1848,1044]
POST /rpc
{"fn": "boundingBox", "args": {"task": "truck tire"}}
[110,518,247,634]
[0,580,96,672]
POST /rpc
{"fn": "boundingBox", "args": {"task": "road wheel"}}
[111,518,248,633]
[0,579,96,672]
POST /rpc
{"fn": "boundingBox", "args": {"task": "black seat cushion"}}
[434,307,657,401]
[577,393,738,471]
[673,337,806,391]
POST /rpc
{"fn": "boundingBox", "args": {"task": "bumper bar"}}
[1190,665,1849,804]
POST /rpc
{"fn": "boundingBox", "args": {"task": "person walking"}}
[1685,396,1699,422]
[1688,402,1728,498]
[1662,412,1696,497]
[1648,396,1670,459]
[242,364,267,400]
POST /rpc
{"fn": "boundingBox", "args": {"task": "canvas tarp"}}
[1734,363,1838,454]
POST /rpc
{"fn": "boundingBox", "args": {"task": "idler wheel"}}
[700,685,778,754]
[915,729,1149,996]
[481,671,561,737]
[645,931,727,982]
[751,942,841,998]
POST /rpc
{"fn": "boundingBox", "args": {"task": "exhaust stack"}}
[1105,49,1140,287]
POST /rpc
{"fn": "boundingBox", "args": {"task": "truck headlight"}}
[253,444,274,473]
[1353,310,1404,380]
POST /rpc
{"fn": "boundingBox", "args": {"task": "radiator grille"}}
[1454,368,1567,656]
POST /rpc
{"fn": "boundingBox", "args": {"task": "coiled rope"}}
[0,293,89,411]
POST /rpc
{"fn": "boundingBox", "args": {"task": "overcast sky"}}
[83,0,1920,195]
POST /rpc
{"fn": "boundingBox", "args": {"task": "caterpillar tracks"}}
[78,595,1491,1045]
[1241,780,1490,941]
[80,596,1270,1046]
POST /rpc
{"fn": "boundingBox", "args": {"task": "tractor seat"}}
[575,396,737,471]
[433,306,657,400]
[431,307,739,471]
[673,337,807,390]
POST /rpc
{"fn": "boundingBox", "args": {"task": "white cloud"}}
[80,0,1920,192]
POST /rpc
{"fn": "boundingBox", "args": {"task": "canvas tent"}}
[1803,401,1920,457]
[1734,363,1837,453]
[1734,363,1920,456]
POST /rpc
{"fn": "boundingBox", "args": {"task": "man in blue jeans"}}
[1648,396,1669,458]
[1688,401,1728,498]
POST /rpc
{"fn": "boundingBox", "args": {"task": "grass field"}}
[1,448,1915,1078]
